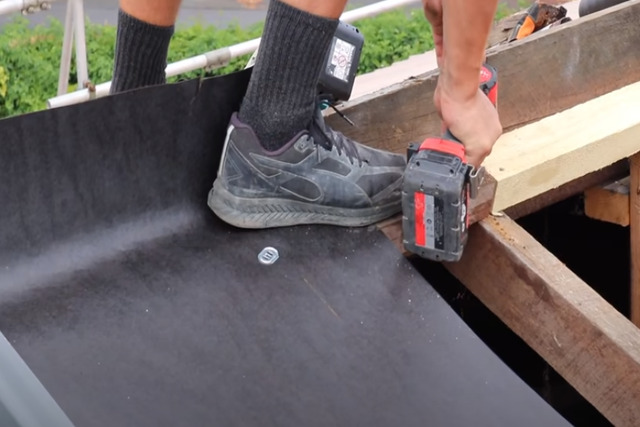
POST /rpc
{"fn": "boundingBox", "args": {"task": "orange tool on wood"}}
[508,3,569,41]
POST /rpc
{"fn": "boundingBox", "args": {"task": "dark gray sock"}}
[110,9,174,94]
[238,0,339,151]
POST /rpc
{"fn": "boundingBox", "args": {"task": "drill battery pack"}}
[402,139,471,262]
[318,21,364,102]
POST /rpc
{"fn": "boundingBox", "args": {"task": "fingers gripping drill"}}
[402,64,498,262]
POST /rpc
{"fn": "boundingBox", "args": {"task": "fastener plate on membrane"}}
[258,247,279,265]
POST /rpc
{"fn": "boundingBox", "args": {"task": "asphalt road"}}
[2,0,416,28]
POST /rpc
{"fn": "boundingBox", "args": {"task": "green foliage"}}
[495,0,531,20]
[0,17,62,117]
[0,16,117,117]
[0,4,519,119]
[0,66,8,98]
[352,9,433,74]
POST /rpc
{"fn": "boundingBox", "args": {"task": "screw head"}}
[258,247,279,265]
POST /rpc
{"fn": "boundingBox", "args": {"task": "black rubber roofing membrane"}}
[0,69,570,427]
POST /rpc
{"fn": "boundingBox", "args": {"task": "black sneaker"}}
[207,108,406,229]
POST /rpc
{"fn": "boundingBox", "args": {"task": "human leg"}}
[208,0,406,229]
[237,0,348,149]
[110,0,182,93]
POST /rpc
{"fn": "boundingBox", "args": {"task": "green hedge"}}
[0,5,517,119]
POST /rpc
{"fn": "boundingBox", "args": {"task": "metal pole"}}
[0,0,58,17]
[341,0,418,22]
[165,39,258,77]
[0,0,24,15]
[0,332,75,427]
[71,0,89,88]
[57,0,75,96]
[47,0,421,109]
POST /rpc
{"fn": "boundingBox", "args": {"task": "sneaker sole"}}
[208,179,401,229]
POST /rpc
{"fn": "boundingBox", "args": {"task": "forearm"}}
[441,0,498,101]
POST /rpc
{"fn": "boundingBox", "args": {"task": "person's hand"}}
[424,0,501,168]
[435,83,502,169]
[422,0,443,68]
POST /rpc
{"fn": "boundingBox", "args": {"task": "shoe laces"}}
[312,97,363,167]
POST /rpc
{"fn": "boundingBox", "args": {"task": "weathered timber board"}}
[484,80,640,212]
[444,215,640,427]
[506,161,628,219]
[584,176,630,226]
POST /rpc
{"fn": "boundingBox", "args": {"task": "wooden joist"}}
[444,215,640,427]
[506,160,628,219]
[483,80,640,213]
[584,177,630,226]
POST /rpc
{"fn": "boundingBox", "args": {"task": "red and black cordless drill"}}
[402,63,498,262]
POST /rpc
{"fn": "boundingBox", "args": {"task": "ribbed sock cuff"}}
[110,9,174,94]
[238,0,339,150]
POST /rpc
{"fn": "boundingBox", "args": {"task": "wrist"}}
[440,64,482,104]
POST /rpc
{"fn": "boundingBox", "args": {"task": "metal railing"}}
[47,0,421,109]
[0,0,422,110]
[0,0,55,15]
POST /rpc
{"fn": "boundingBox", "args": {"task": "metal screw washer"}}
[258,247,279,265]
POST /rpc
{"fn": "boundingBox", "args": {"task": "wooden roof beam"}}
[444,215,640,427]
